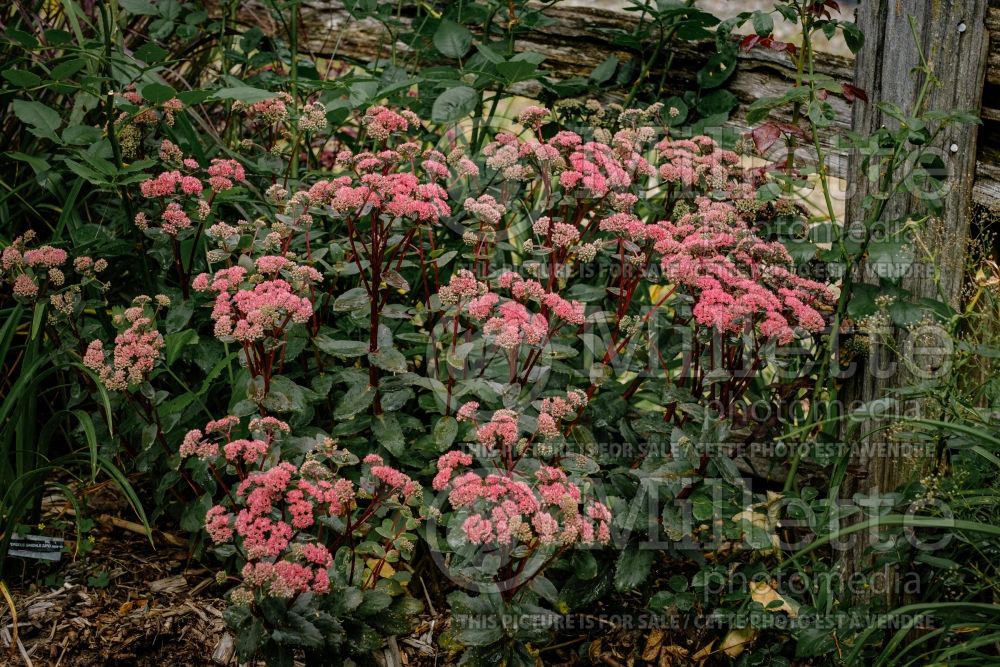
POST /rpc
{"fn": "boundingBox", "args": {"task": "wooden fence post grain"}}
[841,0,990,602]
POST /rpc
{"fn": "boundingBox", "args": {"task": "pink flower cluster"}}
[456,401,480,422]
[535,390,588,438]
[562,137,654,197]
[483,302,550,349]
[532,216,580,248]
[83,301,164,391]
[239,93,292,125]
[500,272,586,325]
[482,118,655,195]
[433,451,474,491]
[206,159,246,192]
[179,415,291,464]
[1,233,70,299]
[653,197,833,343]
[193,446,356,598]
[474,409,521,449]
[139,170,203,198]
[363,454,420,499]
[135,154,245,237]
[433,456,612,548]
[311,170,452,224]
[160,201,192,235]
[464,195,506,226]
[471,111,831,346]
[456,390,587,445]
[439,270,586,350]
[518,105,550,128]
[115,87,184,128]
[476,113,834,344]
[192,266,314,342]
[20,246,69,268]
[656,135,741,189]
[136,169,205,237]
[361,106,419,142]
[242,560,330,598]
[197,452,357,598]
[471,109,667,279]
[439,269,487,306]
[186,413,424,604]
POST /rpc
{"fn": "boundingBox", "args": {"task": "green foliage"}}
[1,1,996,666]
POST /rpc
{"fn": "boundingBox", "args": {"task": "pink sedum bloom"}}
[654,197,834,343]
[83,302,164,391]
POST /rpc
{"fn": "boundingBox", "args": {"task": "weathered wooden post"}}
[841,0,990,601]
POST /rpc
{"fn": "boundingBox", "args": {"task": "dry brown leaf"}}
[658,645,690,667]
[642,628,665,661]
[117,599,148,615]
[588,639,604,663]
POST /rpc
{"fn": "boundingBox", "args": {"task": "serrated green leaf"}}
[572,550,598,580]
[475,43,505,64]
[590,54,618,84]
[333,286,370,312]
[5,151,48,175]
[212,86,278,103]
[431,85,479,123]
[141,82,176,103]
[434,20,472,59]
[134,42,170,62]
[369,347,407,373]
[262,375,308,413]
[49,58,86,80]
[119,0,159,14]
[372,413,405,455]
[2,69,41,87]
[614,542,654,591]
[335,383,375,420]
[433,415,458,451]
[752,11,773,36]
[867,239,914,280]
[61,125,102,145]
[697,89,737,116]
[12,100,62,141]
[315,336,369,358]
[164,329,198,366]
[841,21,864,54]
[495,59,537,83]
[697,51,737,89]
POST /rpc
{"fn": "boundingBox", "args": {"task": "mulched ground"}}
[1,491,704,667]
[3,517,226,666]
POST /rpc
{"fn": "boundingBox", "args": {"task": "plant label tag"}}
[7,534,63,561]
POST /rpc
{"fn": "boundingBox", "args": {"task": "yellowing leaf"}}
[720,627,756,658]
[692,640,715,665]
[366,558,396,578]
[749,580,800,617]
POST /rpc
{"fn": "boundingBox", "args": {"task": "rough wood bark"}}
[225,1,1000,210]
[841,0,990,602]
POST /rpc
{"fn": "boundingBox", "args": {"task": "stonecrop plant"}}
[179,413,423,664]
[12,1,1000,665]
[5,79,837,665]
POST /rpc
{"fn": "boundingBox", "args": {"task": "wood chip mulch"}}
[2,503,226,667]
[1,492,683,667]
